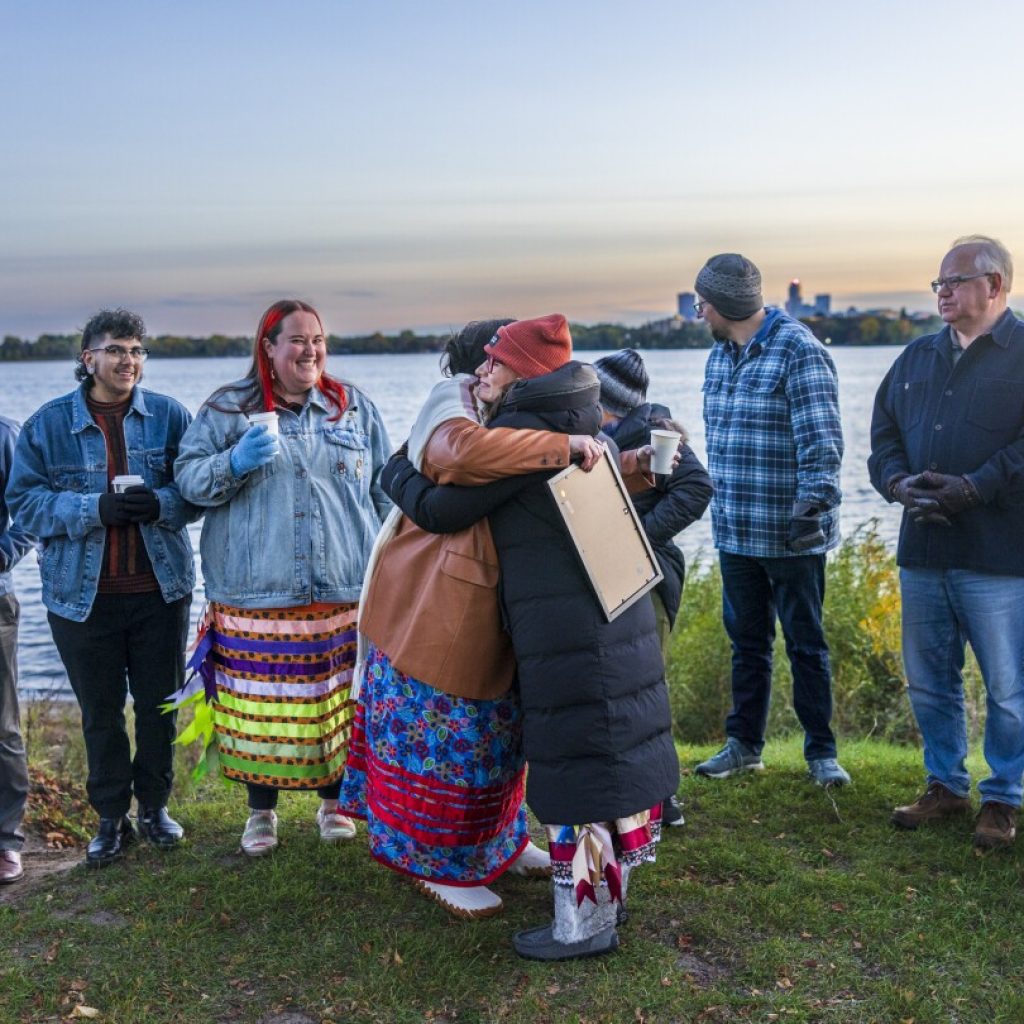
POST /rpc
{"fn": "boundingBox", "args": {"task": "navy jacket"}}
[608,403,712,626]
[868,310,1024,575]
[384,362,679,825]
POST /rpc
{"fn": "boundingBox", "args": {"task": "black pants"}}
[49,591,191,818]
[246,781,341,811]
[719,551,836,761]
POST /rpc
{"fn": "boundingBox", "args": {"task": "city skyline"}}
[4,1,1023,339]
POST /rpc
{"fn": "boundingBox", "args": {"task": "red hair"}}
[254,300,348,420]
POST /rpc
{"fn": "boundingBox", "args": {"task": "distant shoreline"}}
[0,312,945,363]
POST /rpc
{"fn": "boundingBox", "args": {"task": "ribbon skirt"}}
[340,643,529,885]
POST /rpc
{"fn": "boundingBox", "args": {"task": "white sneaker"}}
[415,880,504,919]
[316,804,357,842]
[241,810,278,857]
[508,840,552,878]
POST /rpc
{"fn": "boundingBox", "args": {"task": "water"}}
[1,346,903,698]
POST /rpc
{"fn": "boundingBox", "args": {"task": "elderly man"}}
[693,254,848,787]
[0,415,34,884]
[6,309,199,867]
[869,235,1024,849]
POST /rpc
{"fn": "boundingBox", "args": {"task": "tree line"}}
[0,312,947,362]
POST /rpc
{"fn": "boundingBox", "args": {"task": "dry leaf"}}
[70,1008,100,1020]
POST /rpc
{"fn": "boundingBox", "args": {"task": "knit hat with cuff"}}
[486,314,572,379]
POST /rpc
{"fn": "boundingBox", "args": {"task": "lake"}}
[1,346,903,697]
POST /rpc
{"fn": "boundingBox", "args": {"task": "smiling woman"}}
[170,298,393,858]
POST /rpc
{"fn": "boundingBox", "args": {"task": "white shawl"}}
[351,374,481,699]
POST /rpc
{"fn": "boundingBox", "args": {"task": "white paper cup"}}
[650,429,682,475]
[112,474,145,493]
[248,411,280,436]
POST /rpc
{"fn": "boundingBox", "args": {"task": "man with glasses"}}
[693,254,848,788]
[6,308,199,867]
[870,235,1024,849]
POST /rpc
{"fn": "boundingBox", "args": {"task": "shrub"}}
[665,522,985,745]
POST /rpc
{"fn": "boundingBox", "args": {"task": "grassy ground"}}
[4,733,1024,1024]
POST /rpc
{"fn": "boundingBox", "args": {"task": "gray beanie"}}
[593,349,649,417]
[695,253,763,320]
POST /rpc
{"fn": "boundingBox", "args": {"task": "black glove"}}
[98,493,132,526]
[907,471,981,517]
[122,485,161,524]
[888,473,923,510]
[908,497,952,528]
[787,502,826,553]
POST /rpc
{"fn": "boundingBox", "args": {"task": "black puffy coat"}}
[383,362,679,825]
[610,403,713,626]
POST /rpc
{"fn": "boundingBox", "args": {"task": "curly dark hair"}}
[75,308,147,385]
[440,318,515,377]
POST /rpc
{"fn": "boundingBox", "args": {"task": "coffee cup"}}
[650,429,682,475]
[112,474,145,494]
[248,411,280,436]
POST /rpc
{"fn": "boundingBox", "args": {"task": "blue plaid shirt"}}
[702,307,843,557]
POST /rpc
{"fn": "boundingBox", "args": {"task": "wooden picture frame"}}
[546,450,663,622]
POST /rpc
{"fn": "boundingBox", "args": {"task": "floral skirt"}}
[204,601,358,789]
[339,643,528,884]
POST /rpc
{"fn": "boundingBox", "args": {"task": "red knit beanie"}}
[486,314,572,379]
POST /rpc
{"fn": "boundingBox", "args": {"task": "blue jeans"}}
[900,568,1024,807]
[719,552,836,761]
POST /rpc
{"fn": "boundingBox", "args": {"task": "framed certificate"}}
[546,450,663,622]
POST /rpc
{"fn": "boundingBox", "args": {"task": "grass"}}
[5,732,1024,1023]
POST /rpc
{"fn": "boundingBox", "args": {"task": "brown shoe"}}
[0,850,23,885]
[891,782,972,830]
[973,801,1018,849]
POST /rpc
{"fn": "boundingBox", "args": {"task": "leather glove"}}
[787,501,826,553]
[122,485,161,524]
[908,497,952,528]
[908,470,981,517]
[229,424,279,476]
[888,473,924,510]
[98,493,132,526]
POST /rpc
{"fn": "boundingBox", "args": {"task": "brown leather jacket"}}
[358,419,570,699]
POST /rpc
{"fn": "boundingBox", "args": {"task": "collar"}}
[72,383,149,433]
[929,308,1018,352]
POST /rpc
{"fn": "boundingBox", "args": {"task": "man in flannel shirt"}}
[693,254,848,788]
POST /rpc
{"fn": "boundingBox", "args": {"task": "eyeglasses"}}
[930,273,992,294]
[694,299,708,316]
[88,345,149,361]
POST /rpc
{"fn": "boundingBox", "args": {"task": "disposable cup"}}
[650,429,682,475]
[248,411,280,436]
[112,474,145,493]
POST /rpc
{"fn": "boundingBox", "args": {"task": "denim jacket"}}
[5,386,199,621]
[0,416,35,598]
[174,380,392,608]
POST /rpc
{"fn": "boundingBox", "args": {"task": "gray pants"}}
[0,593,27,852]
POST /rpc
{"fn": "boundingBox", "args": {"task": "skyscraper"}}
[678,292,696,321]
[786,279,803,318]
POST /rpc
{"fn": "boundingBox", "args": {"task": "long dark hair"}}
[440,318,515,377]
[205,299,349,419]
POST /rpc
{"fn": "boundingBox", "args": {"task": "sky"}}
[3,0,1023,338]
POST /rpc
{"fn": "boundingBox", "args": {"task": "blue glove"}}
[230,424,279,476]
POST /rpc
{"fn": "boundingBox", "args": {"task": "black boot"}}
[86,816,136,868]
[137,806,184,848]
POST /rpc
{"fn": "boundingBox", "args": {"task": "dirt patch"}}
[0,832,82,904]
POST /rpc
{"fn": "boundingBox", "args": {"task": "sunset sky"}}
[4,0,1022,338]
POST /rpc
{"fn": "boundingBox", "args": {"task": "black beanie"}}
[593,349,649,417]
[695,253,763,320]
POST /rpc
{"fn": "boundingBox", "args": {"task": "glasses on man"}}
[930,273,992,294]
[694,299,708,316]
[88,345,149,361]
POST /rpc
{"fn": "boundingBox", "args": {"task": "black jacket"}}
[383,361,679,824]
[868,310,1024,575]
[609,403,712,625]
